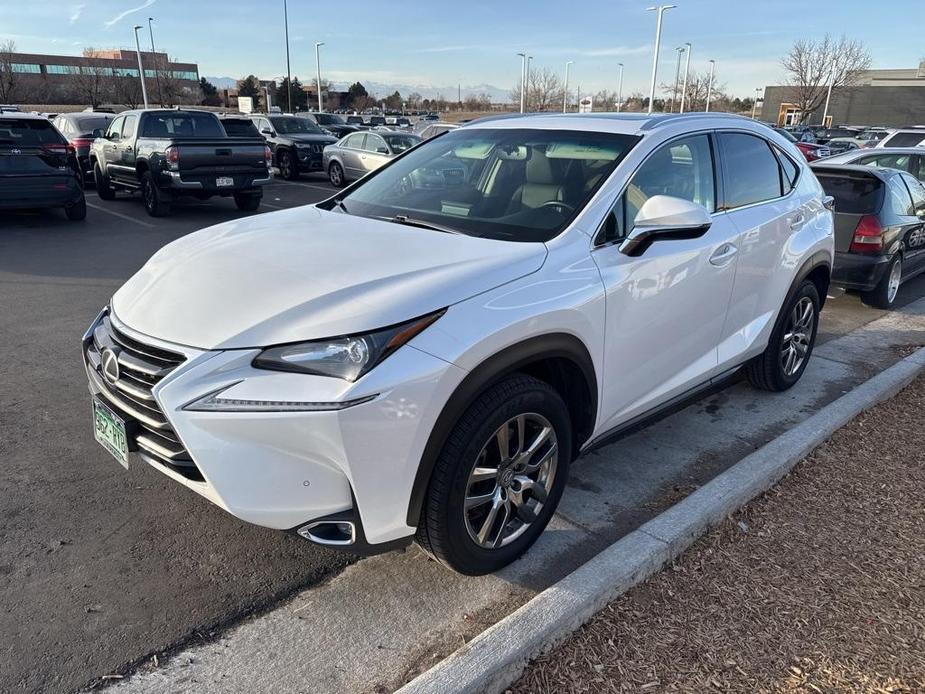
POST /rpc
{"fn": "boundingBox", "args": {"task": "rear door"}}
[340,133,366,178]
[102,115,125,180]
[361,133,390,174]
[898,173,925,274]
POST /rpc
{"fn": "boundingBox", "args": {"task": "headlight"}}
[252,310,444,381]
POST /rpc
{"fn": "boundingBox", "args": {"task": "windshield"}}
[330,128,639,242]
[384,134,421,153]
[75,116,113,133]
[315,113,344,125]
[272,117,323,134]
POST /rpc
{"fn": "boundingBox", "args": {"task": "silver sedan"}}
[324,131,422,187]
[817,147,925,184]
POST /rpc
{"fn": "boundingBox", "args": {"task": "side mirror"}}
[261,128,274,136]
[377,147,389,154]
[108,132,120,142]
[618,195,712,257]
[91,128,104,138]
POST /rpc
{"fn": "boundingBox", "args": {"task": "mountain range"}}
[204,77,510,103]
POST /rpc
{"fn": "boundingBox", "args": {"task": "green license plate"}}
[92,398,129,469]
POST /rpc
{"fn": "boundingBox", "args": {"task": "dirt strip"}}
[512,374,925,694]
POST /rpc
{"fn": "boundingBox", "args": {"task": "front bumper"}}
[832,251,892,292]
[296,149,326,172]
[83,309,466,549]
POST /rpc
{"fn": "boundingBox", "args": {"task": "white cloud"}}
[103,0,156,28]
[70,3,85,24]
[579,45,652,58]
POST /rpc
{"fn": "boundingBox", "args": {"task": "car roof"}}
[57,111,114,120]
[819,147,925,163]
[462,111,761,136]
[0,111,48,120]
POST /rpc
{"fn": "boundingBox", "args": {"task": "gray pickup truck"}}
[89,109,272,217]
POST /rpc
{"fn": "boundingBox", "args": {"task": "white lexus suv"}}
[84,113,834,575]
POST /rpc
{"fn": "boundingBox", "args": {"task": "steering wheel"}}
[539,200,575,212]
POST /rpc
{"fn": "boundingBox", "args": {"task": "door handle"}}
[789,213,805,230]
[709,243,738,267]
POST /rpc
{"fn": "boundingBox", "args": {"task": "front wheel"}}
[416,374,572,575]
[744,280,820,391]
[277,149,298,180]
[93,163,116,200]
[862,254,902,309]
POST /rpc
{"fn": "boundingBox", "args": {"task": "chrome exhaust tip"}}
[297,520,356,546]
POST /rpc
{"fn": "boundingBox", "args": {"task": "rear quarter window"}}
[815,174,884,214]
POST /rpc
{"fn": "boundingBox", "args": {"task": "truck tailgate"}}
[171,138,267,174]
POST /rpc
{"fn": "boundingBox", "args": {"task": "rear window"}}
[0,118,66,145]
[882,132,925,148]
[141,112,226,138]
[220,119,260,137]
[75,116,113,133]
[815,174,884,214]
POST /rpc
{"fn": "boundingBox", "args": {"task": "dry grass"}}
[513,374,925,694]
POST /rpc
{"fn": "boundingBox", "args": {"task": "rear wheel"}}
[234,191,262,211]
[277,149,298,180]
[744,280,820,392]
[862,254,902,309]
[417,374,571,575]
[93,163,115,200]
[328,161,345,188]
[140,171,171,217]
[64,196,86,221]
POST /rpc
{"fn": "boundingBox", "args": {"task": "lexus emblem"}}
[101,348,121,386]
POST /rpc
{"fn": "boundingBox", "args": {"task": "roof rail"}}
[639,112,753,131]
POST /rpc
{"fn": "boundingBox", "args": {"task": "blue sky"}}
[2,0,922,98]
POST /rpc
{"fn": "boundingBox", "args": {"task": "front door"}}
[591,133,739,431]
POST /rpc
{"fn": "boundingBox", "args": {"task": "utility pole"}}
[517,52,527,113]
[146,17,162,106]
[563,60,573,112]
[679,42,691,113]
[132,25,149,109]
[315,42,324,112]
[617,62,624,112]
[264,85,272,111]
[283,0,292,113]
[671,46,685,112]
[705,59,715,112]
[646,4,676,114]
[821,63,836,127]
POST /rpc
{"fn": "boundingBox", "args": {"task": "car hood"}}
[112,206,547,350]
[286,133,338,144]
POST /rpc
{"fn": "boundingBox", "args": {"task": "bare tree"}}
[70,48,113,108]
[0,40,17,103]
[110,74,142,109]
[511,67,564,112]
[780,34,871,122]
[662,70,728,112]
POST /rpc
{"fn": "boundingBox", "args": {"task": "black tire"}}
[416,374,572,575]
[861,254,902,310]
[744,280,820,392]
[277,149,299,180]
[328,161,345,188]
[64,196,87,221]
[140,171,171,217]
[93,163,116,200]
[234,191,262,211]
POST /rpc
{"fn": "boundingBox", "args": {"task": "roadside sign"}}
[579,96,593,113]
[238,96,254,114]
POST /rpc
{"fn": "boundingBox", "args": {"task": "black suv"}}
[249,114,338,180]
[306,112,359,139]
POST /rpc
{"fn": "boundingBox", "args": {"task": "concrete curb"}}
[397,347,925,694]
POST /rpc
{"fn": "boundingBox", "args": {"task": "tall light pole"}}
[617,62,624,112]
[563,60,573,113]
[646,4,676,114]
[146,17,162,106]
[263,85,272,111]
[679,42,691,113]
[132,25,149,109]
[671,46,685,112]
[283,0,292,113]
[314,42,325,112]
[752,87,762,119]
[821,63,836,127]
[517,52,527,113]
[705,59,715,112]
[525,55,534,111]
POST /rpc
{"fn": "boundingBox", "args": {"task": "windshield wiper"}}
[388,214,461,235]
[332,197,350,214]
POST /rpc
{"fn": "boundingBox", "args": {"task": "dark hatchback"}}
[0,113,86,220]
[52,111,115,177]
[812,163,925,308]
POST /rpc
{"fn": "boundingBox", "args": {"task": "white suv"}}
[84,113,834,574]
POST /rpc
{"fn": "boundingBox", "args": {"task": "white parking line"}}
[272,180,335,194]
[260,201,284,209]
[85,201,155,228]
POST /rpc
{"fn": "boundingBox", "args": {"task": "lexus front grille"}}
[84,313,203,482]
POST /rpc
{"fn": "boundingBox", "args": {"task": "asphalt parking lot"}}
[2,181,925,694]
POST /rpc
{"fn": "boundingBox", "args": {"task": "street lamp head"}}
[316,42,325,48]
[133,24,142,31]
[647,4,676,10]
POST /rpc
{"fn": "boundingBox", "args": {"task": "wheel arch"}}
[405,333,598,528]
[798,250,832,310]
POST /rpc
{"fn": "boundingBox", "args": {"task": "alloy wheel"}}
[887,258,902,304]
[780,296,814,376]
[463,413,558,549]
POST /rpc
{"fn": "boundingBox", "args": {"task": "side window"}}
[774,147,799,194]
[257,118,271,133]
[861,154,910,171]
[121,115,137,139]
[915,156,925,182]
[344,133,364,149]
[365,135,387,154]
[900,173,925,215]
[106,116,124,139]
[887,177,915,216]
[720,132,784,209]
